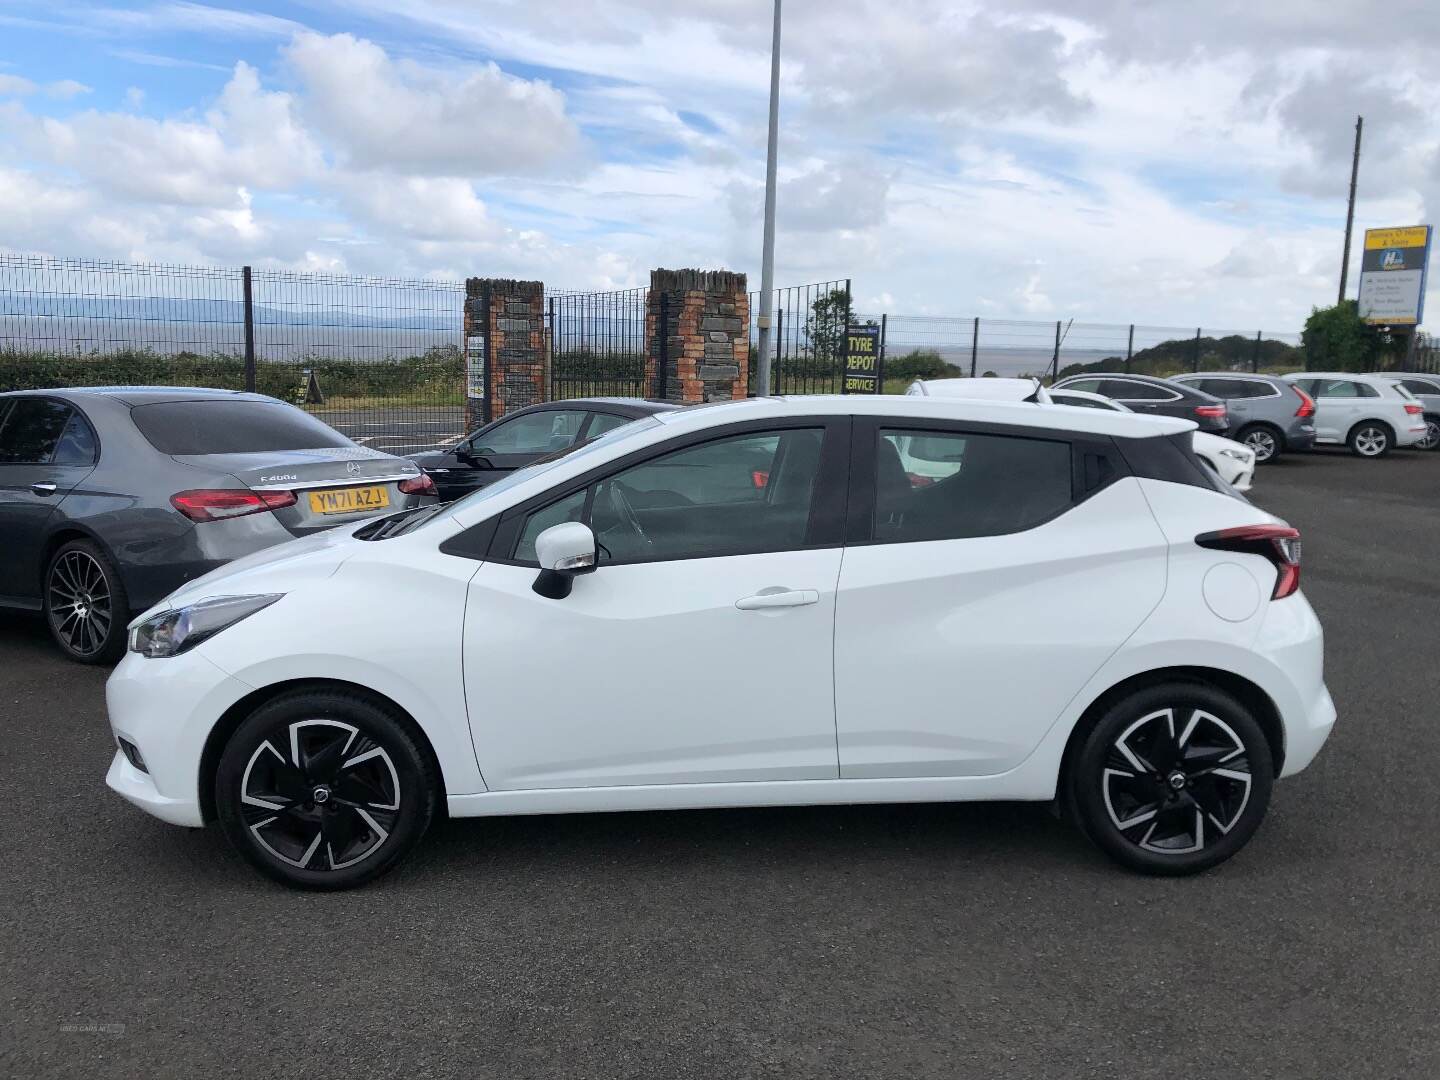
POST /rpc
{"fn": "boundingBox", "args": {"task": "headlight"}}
[129,594,283,658]
[1218,447,1249,461]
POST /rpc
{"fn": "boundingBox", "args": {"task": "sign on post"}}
[843,323,882,394]
[1357,225,1432,325]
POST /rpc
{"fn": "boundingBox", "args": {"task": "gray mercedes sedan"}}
[0,387,436,662]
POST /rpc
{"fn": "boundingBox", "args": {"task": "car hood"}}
[131,521,365,624]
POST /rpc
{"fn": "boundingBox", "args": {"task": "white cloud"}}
[0,74,37,96]
[282,31,580,177]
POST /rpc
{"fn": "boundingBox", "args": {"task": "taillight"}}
[1291,385,1315,418]
[1194,405,1227,419]
[398,473,437,496]
[171,489,297,523]
[1196,524,1302,600]
[1404,403,1423,416]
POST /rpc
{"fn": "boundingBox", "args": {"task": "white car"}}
[1281,372,1427,457]
[105,396,1334,889]
[1049,388,1256,492]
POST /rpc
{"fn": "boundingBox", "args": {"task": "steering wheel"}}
[608,482,651,547]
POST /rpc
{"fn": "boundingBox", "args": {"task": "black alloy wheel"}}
[216,690,437,890]
[1068,682,1273,875]
[44,539,128,664]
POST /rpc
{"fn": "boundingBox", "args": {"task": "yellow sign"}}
[1364,227,1430,250]
[308,485,391,515]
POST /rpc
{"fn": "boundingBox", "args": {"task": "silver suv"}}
[1282,372,1428,458]
[1367,372,1440,450]
[1170,372,1317,464]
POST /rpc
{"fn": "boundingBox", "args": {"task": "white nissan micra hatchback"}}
[106,396,1334,889]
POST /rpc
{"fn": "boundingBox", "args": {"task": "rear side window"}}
[874,428,1073,543]
[1401,378,1440,396]
[1313,379,1376,399]
[130,400,350,454]
[1102,379,1177,401]
[0,398,74,464]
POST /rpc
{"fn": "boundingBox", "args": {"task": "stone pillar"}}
[646,269,749,403]
[463,277,546,427]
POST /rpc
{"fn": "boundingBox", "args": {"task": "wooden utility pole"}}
[1338,115,1363,305]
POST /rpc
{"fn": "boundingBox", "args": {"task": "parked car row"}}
[1050,370,1435,461]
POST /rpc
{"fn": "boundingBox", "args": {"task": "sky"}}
[1,0,1438,332]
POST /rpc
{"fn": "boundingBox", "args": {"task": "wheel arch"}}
[1057,666,1286,796]
[38,524,115,586]
[1347,416,1395,442]
[197,678,449,824]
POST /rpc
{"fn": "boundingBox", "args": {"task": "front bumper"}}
[104,647,256,828]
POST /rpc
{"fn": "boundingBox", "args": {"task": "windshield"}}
[424,415,665,524]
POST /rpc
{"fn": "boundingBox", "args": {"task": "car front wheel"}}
[1068,682,1274,875]
[215,690,438,890]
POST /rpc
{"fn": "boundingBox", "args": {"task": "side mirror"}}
[532,522,598,599]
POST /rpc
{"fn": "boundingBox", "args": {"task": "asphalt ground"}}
[2,445,1438,1078]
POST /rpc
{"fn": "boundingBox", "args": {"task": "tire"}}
[1347,421,1392,458]
[1236,423,1282,464]
[1417,415,1440,452]
[1067,682,1273,876]
[215,690,438,890]
[43,538,129,664]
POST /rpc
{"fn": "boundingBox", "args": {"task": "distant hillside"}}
[1057,334,1302,379]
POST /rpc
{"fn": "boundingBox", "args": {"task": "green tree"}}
[1301,300,1385,371]
[806,288,853,370]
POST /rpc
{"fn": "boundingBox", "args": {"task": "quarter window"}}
[1401,378,1440,396]
[514,428,825,565]
[874,428,1073,543]
[583,412,634,439]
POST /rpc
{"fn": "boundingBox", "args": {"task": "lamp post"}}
[754,0,782,396]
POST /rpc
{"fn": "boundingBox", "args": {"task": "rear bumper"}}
[1253,591,1335,778]
[1397,423,1429,448]
[1285,429,1317,452]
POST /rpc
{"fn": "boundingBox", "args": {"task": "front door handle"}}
[31,482,57,497]
[735,589,819,611]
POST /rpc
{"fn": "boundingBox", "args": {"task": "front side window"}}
[515,428,825,564]
[0,399,74,464]
[472,410,588,455]
[874,428,1073,543]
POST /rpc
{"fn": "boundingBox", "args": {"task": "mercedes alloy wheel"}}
[216,691,437,889]
[44,539,128,663]
[1069,683,1273,875]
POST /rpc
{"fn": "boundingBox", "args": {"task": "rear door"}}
[1304,378,1367,441]
[832,418,1167,778]
[0,398,99,602]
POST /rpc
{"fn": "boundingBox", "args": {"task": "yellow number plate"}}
[307,485,391,515]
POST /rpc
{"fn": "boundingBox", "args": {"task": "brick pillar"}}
[646,269,749,403]
[463,278,546,427]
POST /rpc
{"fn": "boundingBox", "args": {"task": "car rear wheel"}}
[1347,421,1392,458]
[1237,423,1282,463]
[44,539,129,664]
[1067,682,1273,875]
[1417,415,1440,451]
[215,690,438,890]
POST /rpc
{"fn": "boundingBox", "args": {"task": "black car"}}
[0,387,434,662]
[1052,373,1230,434]
[410,398,681,501]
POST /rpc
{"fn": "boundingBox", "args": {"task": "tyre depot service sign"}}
[1357,225,1432,326]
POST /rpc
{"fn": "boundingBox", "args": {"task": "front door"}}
[462,421,848,790]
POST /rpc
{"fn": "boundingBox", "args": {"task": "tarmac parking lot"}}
[2,447,1438,1078]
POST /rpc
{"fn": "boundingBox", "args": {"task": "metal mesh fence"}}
[549,287,650,400]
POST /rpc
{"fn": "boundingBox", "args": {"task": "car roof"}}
[1,386,277,407]
[1282,371,1390,381]
[905,377,1046,402]
[1175,371,1282,381]
[521,397,681,414]
[648,393,1192,438]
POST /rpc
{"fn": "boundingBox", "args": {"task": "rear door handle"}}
[31,482,57,497]
[735,589,819,611]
